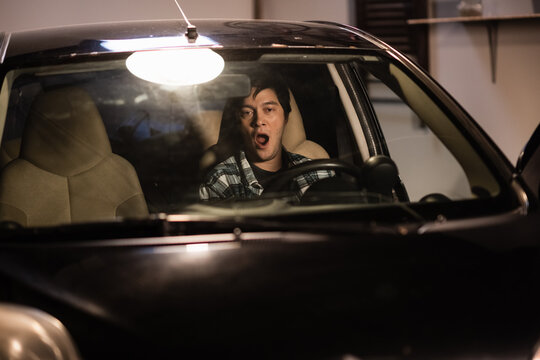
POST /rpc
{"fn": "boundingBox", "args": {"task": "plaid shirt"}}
[199,150,333,201]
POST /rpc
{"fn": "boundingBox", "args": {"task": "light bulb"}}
[126,48,224,86]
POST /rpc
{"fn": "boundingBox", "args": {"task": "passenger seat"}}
[0,86,148,227]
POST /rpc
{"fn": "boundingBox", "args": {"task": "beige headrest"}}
[282,90,329,159]
[282,90,306,151]
[21,87,112,177]
[193,110,223,149]
[0,138,21,168]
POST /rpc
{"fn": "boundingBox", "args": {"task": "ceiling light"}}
[126,48,224,86]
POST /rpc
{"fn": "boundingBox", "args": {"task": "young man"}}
[199,72,332,201]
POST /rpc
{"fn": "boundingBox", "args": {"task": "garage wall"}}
[429,20,540,164]
[259,0,355,24]
[0,0,355,32]
[0,0,254,32]
[427,0,540,163]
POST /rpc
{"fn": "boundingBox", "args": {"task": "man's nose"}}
[251,110,266,127]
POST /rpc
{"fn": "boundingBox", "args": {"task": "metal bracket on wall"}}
[486,20,498,83]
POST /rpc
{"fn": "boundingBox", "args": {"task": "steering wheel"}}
[262,156,399,197]
[263,159,362,194]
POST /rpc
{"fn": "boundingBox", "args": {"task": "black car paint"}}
[2,20,379,62]
[0,214,539,359]
[517,123,540,202]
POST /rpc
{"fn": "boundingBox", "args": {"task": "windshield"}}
[0,49,507,228]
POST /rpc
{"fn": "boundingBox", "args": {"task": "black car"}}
[0,19,538,360]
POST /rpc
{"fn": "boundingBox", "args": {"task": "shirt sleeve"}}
[199,173,235,201]
[199,155,243,201]
[199,183,219,200]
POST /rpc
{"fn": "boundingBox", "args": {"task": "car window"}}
[367,70,471,201]
[0,50,505,227]
[367,61,500,201]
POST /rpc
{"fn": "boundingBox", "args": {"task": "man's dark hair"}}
[249,71,291,117]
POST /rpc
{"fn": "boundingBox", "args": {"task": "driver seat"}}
[0,86,148,227]
[282,90,329,159]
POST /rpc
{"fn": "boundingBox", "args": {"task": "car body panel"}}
[2,20,380,62]
[517,123,540,203]
[1,217,539,359]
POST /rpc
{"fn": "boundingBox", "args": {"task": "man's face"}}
[239,88,287,170]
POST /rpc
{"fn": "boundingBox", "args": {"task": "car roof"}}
[1,19,384,63]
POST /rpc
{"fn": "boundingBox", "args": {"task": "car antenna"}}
[173,0,198,42]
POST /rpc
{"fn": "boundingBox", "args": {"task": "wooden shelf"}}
[407,13,540,25]
[407,13,540,83]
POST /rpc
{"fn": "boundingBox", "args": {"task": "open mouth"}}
[255,134,269,146]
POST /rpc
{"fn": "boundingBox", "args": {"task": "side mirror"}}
[0,303,81,360]
[361,155,399,198]
[516,123,540,203]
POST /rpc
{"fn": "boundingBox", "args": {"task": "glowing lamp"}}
[126,48,224,86]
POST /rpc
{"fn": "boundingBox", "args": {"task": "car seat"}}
[282,90,330,159]
[0,138,21,169]
[0,86,148,227]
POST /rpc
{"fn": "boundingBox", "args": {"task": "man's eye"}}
[264,107,275,113]
[241,110,253,118]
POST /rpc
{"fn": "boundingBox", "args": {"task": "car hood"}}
[0,219,539,359]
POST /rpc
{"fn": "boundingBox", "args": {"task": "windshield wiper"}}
[0,198,428,243]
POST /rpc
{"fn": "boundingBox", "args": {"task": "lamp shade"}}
[126,48,224,86]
